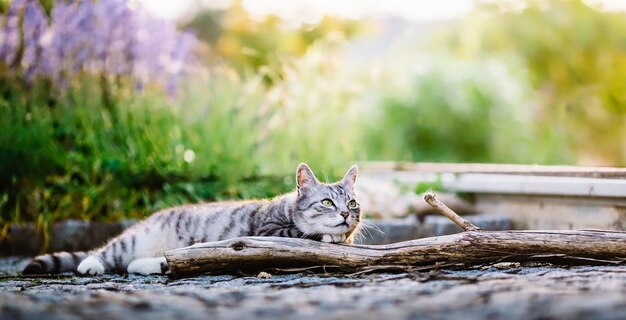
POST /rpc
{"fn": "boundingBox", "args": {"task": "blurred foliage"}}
[0,0,61,16]
[2,0,626,235]
[437,0,626,165]
[362,48,574,164]
[0,0,363,234]
[0,69,296,229]
[184,1,363,75]
[256,39,364,176]
[0,0,196,98]
[0,37,361,231]
[362,55,567,164]
[414,175,443,195]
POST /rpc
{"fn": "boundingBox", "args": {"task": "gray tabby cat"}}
[22,163,361,275]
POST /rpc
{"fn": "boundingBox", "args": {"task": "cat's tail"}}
[22,251,89,275]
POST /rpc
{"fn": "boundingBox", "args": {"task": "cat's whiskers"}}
[352,218,385,242]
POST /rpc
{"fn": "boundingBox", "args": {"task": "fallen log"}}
[164,192,626,278]
[164,230,626,278]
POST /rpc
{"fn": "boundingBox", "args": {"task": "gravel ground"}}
[1,257,626,320]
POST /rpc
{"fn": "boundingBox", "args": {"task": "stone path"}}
[1,257,625,320]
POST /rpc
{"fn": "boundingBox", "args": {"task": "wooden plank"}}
[445,174,626,198]
[473,194,626,230]
[360,161,626,179]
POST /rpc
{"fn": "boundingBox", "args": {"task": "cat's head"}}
[293,163,361,239]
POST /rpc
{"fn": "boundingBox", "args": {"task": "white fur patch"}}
[127,257,168,275]
[321,234,347,243]
[77,255,105,275]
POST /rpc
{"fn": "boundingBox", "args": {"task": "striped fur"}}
[22,163,362,276]
[22,251,89,275]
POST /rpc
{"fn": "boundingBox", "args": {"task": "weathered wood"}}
[164,230,626,278]
[423,192,481,231]
[361,161,626,179]
[164,193,626,278]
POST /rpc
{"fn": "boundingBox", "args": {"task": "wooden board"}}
[361,161,626,179]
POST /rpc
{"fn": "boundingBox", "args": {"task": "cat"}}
[22,163,362,276]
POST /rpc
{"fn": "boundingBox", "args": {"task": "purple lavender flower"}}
[0,0,27,67]
[21,0,49,80]
[2,0,197,96]
[164,31,197,97]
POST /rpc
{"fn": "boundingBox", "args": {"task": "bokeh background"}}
[1,0,625,232]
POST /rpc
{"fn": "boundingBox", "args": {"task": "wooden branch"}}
[423,192,481,231]
[164,230,626,278]
[163,192,625,278]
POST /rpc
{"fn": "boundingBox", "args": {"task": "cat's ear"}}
[341,165,358,189]
[296,163,319,193]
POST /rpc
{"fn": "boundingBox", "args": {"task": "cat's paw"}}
[321,234,347,243]
[127,257,170,275]
[77,255,105,275]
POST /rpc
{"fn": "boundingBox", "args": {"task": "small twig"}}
[423,192,481,232]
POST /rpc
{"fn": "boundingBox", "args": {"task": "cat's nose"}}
[340,212,349,220]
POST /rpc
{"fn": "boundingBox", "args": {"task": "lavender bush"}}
[0,0,201,228]
[0,0,196,95]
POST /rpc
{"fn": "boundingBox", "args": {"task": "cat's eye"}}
[348,200,358,209]
[321,199,334,207]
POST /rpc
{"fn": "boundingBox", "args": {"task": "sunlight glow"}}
[137,0,626,22]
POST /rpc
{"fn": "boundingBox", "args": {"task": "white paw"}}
[77,256,105,275]
[321,234,347,243]
[127,257,169,275]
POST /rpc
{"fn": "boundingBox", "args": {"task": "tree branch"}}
[164,230,626,278]
[423,192,481,231]
[163,192,626,278]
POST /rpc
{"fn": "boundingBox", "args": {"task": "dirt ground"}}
[1,257,625,320]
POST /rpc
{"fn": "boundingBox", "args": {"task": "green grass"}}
[361,55,574,165]
[0,37,582,238]
[0,71,294,233]
[0,48,364,234]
